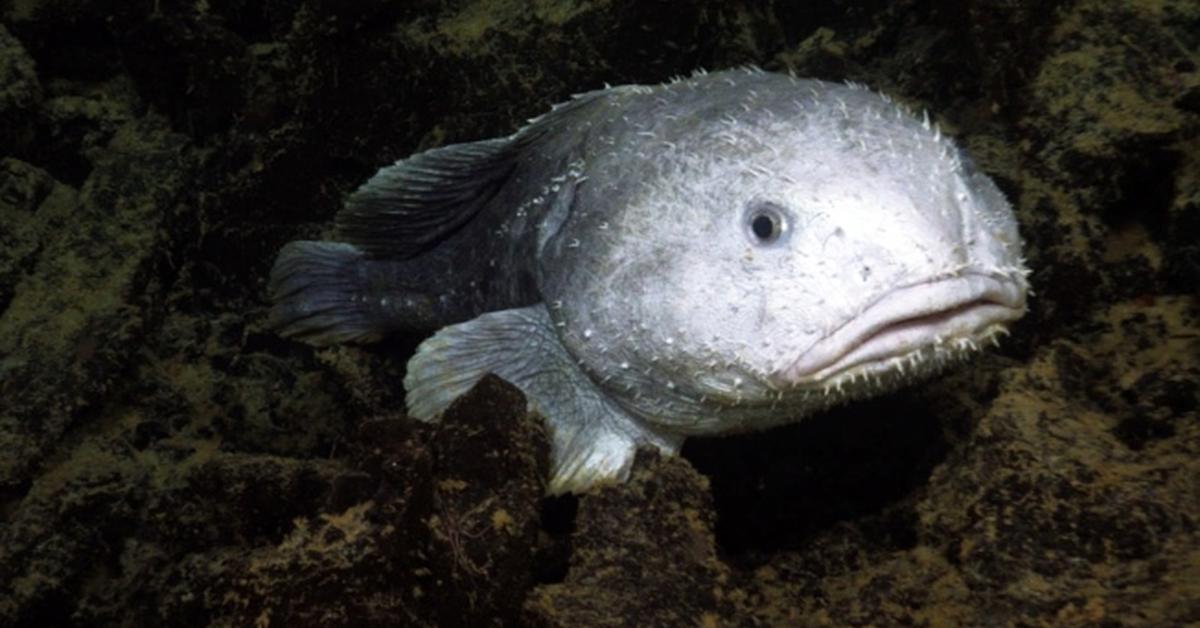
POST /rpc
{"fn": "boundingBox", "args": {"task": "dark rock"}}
[524,450,736,627]
[0,114,195,492]
[0,24,42,155]
[425,374,550,626]
[152,375,543,627]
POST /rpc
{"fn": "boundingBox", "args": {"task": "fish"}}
[268,68,1030,495]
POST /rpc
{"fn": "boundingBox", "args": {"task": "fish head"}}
[542,80,1029,433]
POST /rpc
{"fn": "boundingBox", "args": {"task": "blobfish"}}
[269,68,1029,494]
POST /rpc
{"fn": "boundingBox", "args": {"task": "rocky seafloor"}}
[1,0,1198,626]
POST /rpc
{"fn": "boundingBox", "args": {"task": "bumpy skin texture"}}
[270,68,1029,493]
[539,71,1028,430]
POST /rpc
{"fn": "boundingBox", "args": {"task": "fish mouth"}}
[781,273,1026,385]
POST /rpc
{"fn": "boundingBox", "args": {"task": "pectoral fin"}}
[404,304,681,494]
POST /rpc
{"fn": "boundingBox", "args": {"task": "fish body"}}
[270,68,1029,494]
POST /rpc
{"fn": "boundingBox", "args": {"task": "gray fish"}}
[269,68,1029,494]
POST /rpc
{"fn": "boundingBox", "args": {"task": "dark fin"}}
[334,138,518,260]
[334,89,615,261]
[268,241,386,346]
[403,304,683,495]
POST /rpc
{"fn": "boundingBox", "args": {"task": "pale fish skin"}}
[269,68,1030,494]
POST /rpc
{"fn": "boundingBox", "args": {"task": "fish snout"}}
[777,272,1027,387]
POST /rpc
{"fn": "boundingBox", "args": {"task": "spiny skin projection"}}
[269,68,1030,494]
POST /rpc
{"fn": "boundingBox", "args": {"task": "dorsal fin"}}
[334,137,518,259]
[334,89,617,260]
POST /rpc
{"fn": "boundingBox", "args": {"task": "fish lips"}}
[781,272,1028,386]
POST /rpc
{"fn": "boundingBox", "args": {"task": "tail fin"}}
[267,241,386,345]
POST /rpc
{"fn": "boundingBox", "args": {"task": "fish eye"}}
[744,201,789,244]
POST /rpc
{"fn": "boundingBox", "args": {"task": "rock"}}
[148,375,547,628]
[0,23,42,153]
[525,450,737,627]
[0,115,195,491]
